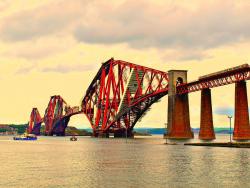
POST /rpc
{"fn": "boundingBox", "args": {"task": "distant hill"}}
[40,125,92,136]
[65,126,92,136]
[79,127,232,135]
[0,124,92,136]
[9,124,27,134]
[0,124,232,136]
[134,128,232,135]
[0,124,27,134]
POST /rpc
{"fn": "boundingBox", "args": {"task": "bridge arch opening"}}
[136,96,168,131]
[67,113,89,130]
[176,77,183,86]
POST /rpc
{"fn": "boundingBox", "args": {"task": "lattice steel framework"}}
[44,95,68,135]
[177,64,250,94]
[28,108,42,135]
[28,96,82,136]
[81,58,169,135]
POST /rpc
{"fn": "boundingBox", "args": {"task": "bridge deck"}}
[177,64,250,94]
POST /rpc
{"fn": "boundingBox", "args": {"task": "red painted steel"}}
[199,89,215,140]
[28,108,42,134]
[44,95,66,135]
[83,61,250,137]
[233,81,250,140]
[43,95,82,135]
[28,95,82,136]
[82,58,169,136]
[177,64,250,94]
[28,61,250,138]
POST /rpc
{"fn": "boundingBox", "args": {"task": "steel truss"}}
[177,64,250,94]
[82,58,169,135]
[28,108,42,135]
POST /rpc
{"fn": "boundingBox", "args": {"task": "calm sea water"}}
[0,134,250,188]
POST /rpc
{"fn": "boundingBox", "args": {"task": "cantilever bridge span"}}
[82,58,169,137]
[28,58,250,140]
[28,95,82,136]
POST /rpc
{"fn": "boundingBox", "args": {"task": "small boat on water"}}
[70,136,77,141]
[13,133,37,141]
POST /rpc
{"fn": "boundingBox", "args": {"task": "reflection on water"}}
[0,134,250,188]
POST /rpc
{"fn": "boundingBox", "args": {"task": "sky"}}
[0,0,249,129]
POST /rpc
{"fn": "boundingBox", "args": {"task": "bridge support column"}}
[114,129,134,138]
[167,70,193,139]
[97,131,109,138]
[92,131,99,137]
[199,88,215,140]
[233,81,250,140]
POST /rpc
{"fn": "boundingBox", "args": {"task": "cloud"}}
[0,0,10,12]
[15,62,96,74]
[74,0,250,49]
[161,49,212,61]
[41,63,96,73]
[16,64,36,75]
[0,0,89,41]
[2,36,77,60]
[1,0,250,51]
[1,0,250,62]
[2,0,250,50]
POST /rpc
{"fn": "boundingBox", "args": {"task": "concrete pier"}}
[199,88,215,140]
[95,131,109,138]
[114,129,134,138]
[233,81,250,140]
[166,70,193,139]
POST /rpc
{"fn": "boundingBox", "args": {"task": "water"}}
[0,134,250,188]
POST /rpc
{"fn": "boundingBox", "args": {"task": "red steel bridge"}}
[28,95,82,136]
[28,58,250,140]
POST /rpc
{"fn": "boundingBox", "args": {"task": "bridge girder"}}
[177,64,250,94]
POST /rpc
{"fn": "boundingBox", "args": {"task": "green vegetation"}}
[39,125,92,136]
[9,124,27,134]
[65,126,92,136]
[0,128,8,132]
[0,124,27,134]
[0,124,92,136]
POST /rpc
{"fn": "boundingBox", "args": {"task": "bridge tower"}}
[233,81,250,140]
[28,107,42,135]
[166,70,193,139]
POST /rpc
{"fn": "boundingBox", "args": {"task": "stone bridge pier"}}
[166,70,194,139]
[233,81,250,140]
[166,70,250,140]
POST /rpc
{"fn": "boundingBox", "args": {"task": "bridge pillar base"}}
[233,81,250,140]
[167,94,194,139]
[199,89,215,140]
[55,132,65,136]
[44,132,53,136]
[97,132,109,138]
[167,70,193,139]
[114,129,134,138]
[92,131,99,137]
